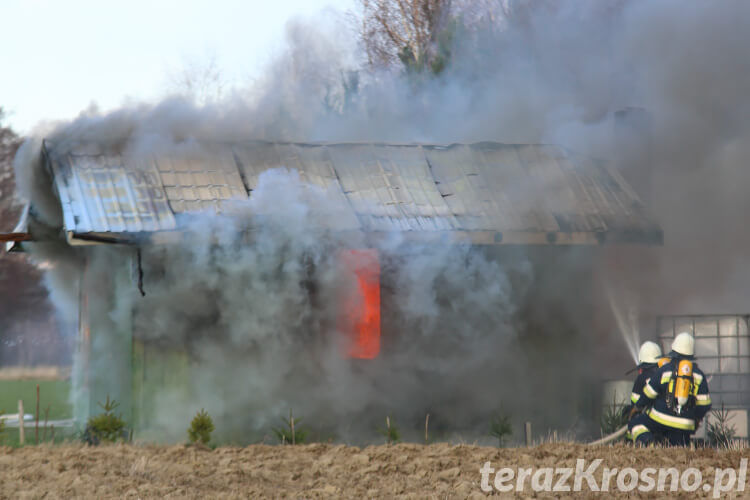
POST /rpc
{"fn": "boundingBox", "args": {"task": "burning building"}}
[0,0,747,448]
[7,136,664,442]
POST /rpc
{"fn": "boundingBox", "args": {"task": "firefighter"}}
[630,342,664,407]
[631,332,712,446]
[624,341,663,441]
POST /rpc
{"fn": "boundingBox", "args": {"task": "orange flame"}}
[339,249,381,359]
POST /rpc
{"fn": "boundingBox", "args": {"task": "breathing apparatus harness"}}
[665,358,695,415]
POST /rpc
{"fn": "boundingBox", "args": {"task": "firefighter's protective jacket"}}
[629,362,659,407]
[636,357,712,431]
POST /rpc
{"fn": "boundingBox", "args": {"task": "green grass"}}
[1,426,78,447]
[0,379,72,420]
[0,379,75,447]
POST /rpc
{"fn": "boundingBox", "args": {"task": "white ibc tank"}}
[602,379,633,411]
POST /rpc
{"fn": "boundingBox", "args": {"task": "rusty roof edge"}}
[48,139,574,157]
[61,226,664,247]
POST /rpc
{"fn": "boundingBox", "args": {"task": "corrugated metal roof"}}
[42,140,662,245]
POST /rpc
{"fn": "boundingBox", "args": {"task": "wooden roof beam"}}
[0,232,32,242]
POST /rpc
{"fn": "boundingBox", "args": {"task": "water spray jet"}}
[605,284,640,365]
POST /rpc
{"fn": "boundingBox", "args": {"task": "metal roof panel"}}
[43,140,662,245]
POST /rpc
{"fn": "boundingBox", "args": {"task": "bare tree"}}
[0,109,67,367]
[0,108,22,231]
[356,0,510,74]
[167,54,227,105]
[357,0,454,73]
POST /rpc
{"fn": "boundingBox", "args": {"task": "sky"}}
[0,0,353,134]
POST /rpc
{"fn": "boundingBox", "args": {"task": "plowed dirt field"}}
[1,442,748,498]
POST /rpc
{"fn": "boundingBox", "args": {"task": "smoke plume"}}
[12,0,750,442]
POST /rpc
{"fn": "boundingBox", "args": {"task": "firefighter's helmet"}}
[672,332,695,357]
[638,341,662,364]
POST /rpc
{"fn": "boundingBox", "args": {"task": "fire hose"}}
[588,404,636,445]
[587,425,628,446]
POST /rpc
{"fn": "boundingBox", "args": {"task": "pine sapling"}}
[84,395,127,445]
[378,415,400,444]
[273,409,308,445]
[489,412,512,447]
[188,409,215,445]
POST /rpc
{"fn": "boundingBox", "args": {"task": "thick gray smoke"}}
[12,0,750,442]
[50,165,532,442]
[122,170,533,441]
